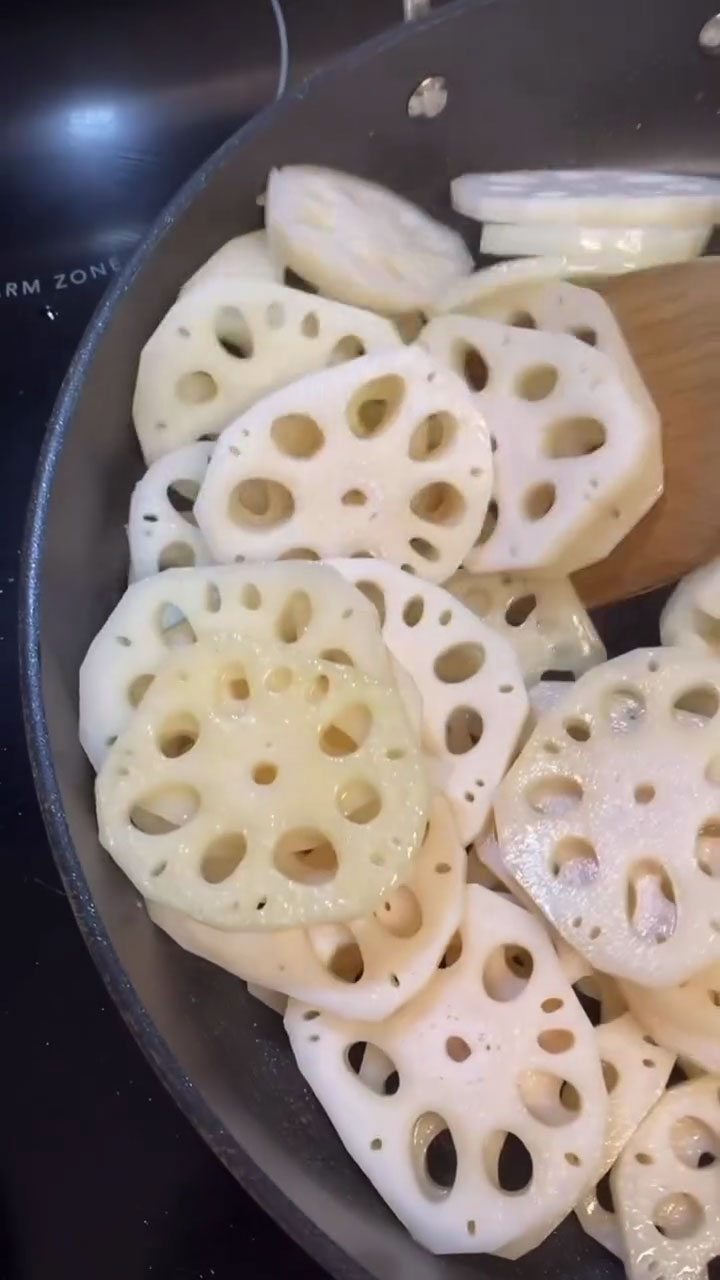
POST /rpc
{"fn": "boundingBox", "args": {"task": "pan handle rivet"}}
[407,76,448,118]
[699,13,720,53]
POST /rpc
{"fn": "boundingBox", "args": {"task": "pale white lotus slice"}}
[247,982,287,1015]
[79,562,393,771]
[480,222,710,268]
[195,348,492,583]
[612,1077,720,1280]
[661,558,720,657]
[495,647,720,986]
[421,314,662,575]
[180,231,282,294]
[575,1185,624,1259]
[595,1014,675,1177]
[444,569,605,684]
[265,165,473,314]
[529,680,576,719]
[286,884,606,1256]
[133,281,401,462]
[97,634,429,931]
[149,797,463,1020]
[451,169,720,226]
[431,258,594,315]
[128,442,214,581]
[328,560,527,842]
[621,961,720,1074]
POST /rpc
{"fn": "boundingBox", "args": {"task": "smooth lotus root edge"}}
[444,568,606,685]
[179,231,282,294]
[265,165,473,314]
[96,633,429,931]
[621,961,720,1074]
[611,1076,720,1280]
[575,1184,624,1260]
[149,797,464,1020]
[194,347,493,584]
[328,559,528,843]
[495,647,720,987]
[128,442,214,581]
[133,280,401,462]
[660,558,720,658]
[286,884,606,1256]
[79,562,393,771]
[247,982,287,1016]
[420,314,662,576]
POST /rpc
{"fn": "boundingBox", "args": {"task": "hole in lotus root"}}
[526,776,583,816]
[354,580,385,626]
[320,648,354,667]
[504,594,537,627]
[336,779,381,824]
[696,820,720,877]
[306,673,330,703]
[475,498,499,546]
[564,717,592,742]
[409,536,439,562]
[596,1171,615,1214]
[276,590,312,644]
[453,341,489,392]
[205,582,221,613]
[602,686,646,730]
[176,371,218,404]
[439,930,463,969]
[156,712,200,758]
[550,837,599,887]
[345,1041,399,1093]
[328,334,366,365]
[158,540,195,570]
[273,828,338,884]
[301,310,319,338]
[673,684,720,726]
[670,1116,720,1169]
[626,860,677,944]
[252,761,278,785]
[524,481,556,521]
[201,832,247,882]
[537,1029,575,1054]
[270,413,324,459]
[434,642,485,684]
[484,1131,533,1193]
[215,305,254,359]
[219,663,251,703]
[601,1060,620,1093]
[483,943,534,1001]
[517,1070,581,1126]
[127,673,154,708]
[228,478,294,529]
[570,326,597,346]
[408,412,457,461]
[341,488,367,507]
[445,706,483,755]
[241,582,261,610]
[265,666,292,693]
[265,301,285,329]
[544,417,607,458]
[413,1113,458,1198]
[376,886,422,938]
[507,310,537,329]
[652,1192,705,1240]
[347,374,405,439]
[635,783,656,805]
[410,482,466,526]
[157,603,197,648]
[516,364,559,402]
[130,785,200,835]
[319,704,372,756]
[403,596,424,627]
[445,1036,472,1063]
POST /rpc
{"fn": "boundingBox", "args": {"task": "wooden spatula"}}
[572,257,720,608]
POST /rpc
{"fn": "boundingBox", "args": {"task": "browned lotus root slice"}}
[495,648,720,986]
[286,885,606,1256]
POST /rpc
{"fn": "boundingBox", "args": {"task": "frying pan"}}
[18,0,720,1276]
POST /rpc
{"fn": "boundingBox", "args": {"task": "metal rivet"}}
[407,76,448,119]
[699,13,720,53]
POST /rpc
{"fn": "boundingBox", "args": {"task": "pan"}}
[18,1,720,1277]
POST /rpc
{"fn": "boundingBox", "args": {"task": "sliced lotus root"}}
[495,647,720,986]
[180,231,282,294]
[150,797,463,1020]
[133,280,401,462]
[286,884,605,1255]
[195,348,493,583]
[265,165,473,314]
[471,832,534,908]
[575,1183,624,1260]
[529,679,576,720]
[329,560,528,842]
[420,314,661,575]
[247,982,287,1015]
[430,259,592,316]
[128,442,214,581]
[595,1013,676,1177]
[612,1076,720,1280]
[97,633,429,930]
[480,222,710,270]
[661,559,720,658]
[444,569,605,684]
[621,962,720,1074]
[79,562,393,771]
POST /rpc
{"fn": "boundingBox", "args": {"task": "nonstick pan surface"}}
[19,1,720,1277]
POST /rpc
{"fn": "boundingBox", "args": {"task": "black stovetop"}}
[0,4,433,1276]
